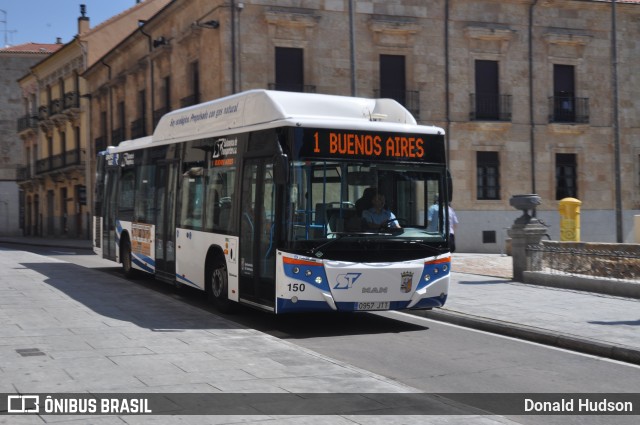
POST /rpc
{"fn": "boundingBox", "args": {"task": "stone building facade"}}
[82,0,640,252]
[15,0,170,238]
[0,43,60,236]
[13,0,639,251]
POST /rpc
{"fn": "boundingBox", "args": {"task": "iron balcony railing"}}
[469,94,512,121]
[34,150,82,175]
[548,96,589,124]
[17,114,38,133]
[373,89,420,119]
[17,166,31,181]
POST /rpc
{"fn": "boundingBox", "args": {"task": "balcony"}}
[35,150,82,175]
[38,105,49,120]
[268,83,316,93]
[49,98,63,116]
[470,94,512,121]
[16,166,31,182]
[17,114,38,133]
[64,91,79,110]
[548,96,589,124]
[373,89,420,119]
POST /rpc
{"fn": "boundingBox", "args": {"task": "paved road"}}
[1,238,639,424]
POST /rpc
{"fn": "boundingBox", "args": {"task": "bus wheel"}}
[121,238,136,278]
[207,261,234,314]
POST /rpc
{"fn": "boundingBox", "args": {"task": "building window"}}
[477,151,500,200]
[556,153,577,200]
[181,62,200,107]
[471,60,511,121]
[274,47,304,92]
[552,64,575,122]
[131,89,147,139]
[380,54,406,106]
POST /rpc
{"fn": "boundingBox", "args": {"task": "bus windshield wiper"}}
[308,231,375,258]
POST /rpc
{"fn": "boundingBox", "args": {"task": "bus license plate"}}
[356,301,390,311]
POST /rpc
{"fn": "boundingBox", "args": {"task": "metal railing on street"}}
[527,243,640,282]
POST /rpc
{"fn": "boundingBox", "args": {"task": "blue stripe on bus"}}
[175,274,201,289]
[132,254,154,274]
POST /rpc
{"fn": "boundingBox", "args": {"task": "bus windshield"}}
[287,160,448,260]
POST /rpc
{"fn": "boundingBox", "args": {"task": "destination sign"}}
[298,129,444,162]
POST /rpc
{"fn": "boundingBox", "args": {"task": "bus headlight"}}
[315,276,323,285]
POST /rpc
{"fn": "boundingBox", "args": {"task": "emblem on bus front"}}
[334,273,361,290]
[400,271,414,293]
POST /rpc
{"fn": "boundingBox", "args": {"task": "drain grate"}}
[16,348,46,357]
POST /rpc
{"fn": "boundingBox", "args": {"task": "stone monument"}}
[508,194,548,282]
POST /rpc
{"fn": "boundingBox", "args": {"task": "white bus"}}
[93,89,452,314]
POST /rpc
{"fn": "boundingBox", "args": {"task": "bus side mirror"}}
[273,153,289,185]
[446,170,453,203]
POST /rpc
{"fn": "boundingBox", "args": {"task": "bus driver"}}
[363,193,400,229]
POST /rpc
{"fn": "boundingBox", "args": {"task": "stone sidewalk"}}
[439,253,640,365]
[0,244,519,424]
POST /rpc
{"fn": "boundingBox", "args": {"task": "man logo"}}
[400,271,414,293]
[334,272,362,289]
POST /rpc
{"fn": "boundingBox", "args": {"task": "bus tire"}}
[207,259,234,314]
[121,236,137,278]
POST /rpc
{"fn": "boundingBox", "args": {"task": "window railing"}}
[17,166,31,181]
[17,115,38,132]
[470,94,512,121]
[548,96,589,124]
[34,150,81,175]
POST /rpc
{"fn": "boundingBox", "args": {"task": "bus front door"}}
[155,161,178,282]
[102,168,119,261]
[239,158,277,308]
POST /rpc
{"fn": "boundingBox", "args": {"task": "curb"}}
[524,270,640,299]
[0,238,92,251]
[421,309,640,366]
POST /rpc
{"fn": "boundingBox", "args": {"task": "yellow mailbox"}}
[558,197,581,241]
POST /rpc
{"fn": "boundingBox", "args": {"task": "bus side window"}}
[118,168,136,221]
[179,167,203,229]
[205,167,235,233]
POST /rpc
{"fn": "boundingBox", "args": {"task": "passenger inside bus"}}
[355,187,377,217]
